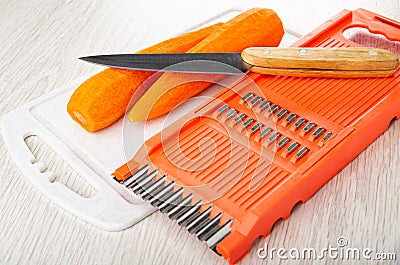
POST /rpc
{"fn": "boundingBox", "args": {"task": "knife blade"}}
[79,47,399,78]
[80,52,249,74]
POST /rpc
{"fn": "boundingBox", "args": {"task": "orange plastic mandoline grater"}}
[112,9,400,264]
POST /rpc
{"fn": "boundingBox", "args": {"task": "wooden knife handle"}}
[241,47,399,78]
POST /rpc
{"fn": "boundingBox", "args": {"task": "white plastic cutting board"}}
[1,8,300,231]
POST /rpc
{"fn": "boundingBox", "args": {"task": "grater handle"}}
[351,8,400,42]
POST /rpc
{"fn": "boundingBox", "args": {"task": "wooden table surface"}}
[0,1,399,264]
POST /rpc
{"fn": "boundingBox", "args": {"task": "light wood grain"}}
[242,47,399,71]
[242,47,399,78]
[0,1,399,265]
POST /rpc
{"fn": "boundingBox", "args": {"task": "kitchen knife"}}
[80,47,399,78]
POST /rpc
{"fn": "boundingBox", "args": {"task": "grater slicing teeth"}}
[118,166,233,254]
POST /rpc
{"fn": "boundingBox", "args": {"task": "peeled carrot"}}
[67,22,223,132]
[129,8,284,121]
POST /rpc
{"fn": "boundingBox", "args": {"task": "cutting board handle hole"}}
[24,135,97,198]
[342,27,400,57]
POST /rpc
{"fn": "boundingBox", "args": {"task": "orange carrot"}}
[67,22,223,132]
[129,8,284,121]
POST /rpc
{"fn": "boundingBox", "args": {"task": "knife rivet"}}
[264,49,271,55]
[369,50,377,55]
[300,49,307,55]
